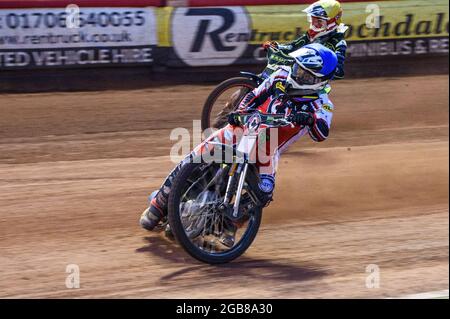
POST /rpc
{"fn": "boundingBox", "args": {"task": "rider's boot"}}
[140,198,165,231]
[140,191,166,231]
[164,223,175,240]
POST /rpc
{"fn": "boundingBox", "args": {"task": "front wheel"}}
[201,77,257,133]
[168,162,262,264]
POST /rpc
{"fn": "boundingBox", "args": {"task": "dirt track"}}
[0,75,448,298]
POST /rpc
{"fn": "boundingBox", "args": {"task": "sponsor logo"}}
[275,81,286,92]
[171,7,251,66]
[346,12,449,41]
[0,47,153,68]
[259,176,274,193]
[0,8,157,69]
[248,112,261,131]
[347,37,448,57]
[0,8,157,49]
[322,103,334,112]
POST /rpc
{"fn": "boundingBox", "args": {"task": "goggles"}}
[308,15,328,32]
[292,63,322,85]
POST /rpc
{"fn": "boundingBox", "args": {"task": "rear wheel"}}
[201,77,257,133]
[168,162,262,264]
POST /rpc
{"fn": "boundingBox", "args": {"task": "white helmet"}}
[287,43,338,91]
[303,0,344,40]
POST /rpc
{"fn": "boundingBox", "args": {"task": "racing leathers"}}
[235,67,333,177]
[145,67,334,227]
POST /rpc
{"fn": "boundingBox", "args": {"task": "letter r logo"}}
[172,7,251,66]
[187,9,236,52]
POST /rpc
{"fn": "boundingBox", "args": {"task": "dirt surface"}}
[0,75,448,298]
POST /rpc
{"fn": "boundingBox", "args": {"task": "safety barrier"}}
[0,0,448,70]
[0,1,165,9]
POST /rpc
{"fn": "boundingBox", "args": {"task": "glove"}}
[290,112,315,127]
[227,112,242,126]
[334,67,345,79]
[262,41,279,51]
[334,53,346,79]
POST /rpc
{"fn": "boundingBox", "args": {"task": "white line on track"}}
[396,290,449,299]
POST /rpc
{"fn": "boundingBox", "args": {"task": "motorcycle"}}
[200,46,297,132]
[166,111,296,264]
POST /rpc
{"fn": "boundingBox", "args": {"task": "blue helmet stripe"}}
[302,43,338,77]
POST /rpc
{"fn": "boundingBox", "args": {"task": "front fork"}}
[223,162,249,218]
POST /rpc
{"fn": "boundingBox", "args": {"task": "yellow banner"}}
[157,1,449,48]
[157,6,173,47]
[247,0,449,43]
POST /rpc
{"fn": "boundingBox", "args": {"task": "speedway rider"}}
[263,0,347,80]
[140,43,339,247]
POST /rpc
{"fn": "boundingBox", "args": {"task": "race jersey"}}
[265,24,348,79]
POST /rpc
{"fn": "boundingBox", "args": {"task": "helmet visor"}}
[293,64,322,85]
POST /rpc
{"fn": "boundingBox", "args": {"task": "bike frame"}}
[220,112,294,217]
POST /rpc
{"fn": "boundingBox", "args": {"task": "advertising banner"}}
[247,0,449,57]
[164,0,448,67]
[171,0,376,7]
[0,7,158,68]
[170,6,251,66]
[0,0,448,70]
[0,1,165,9]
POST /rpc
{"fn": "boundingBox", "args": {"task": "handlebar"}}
[237,112,296,128]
